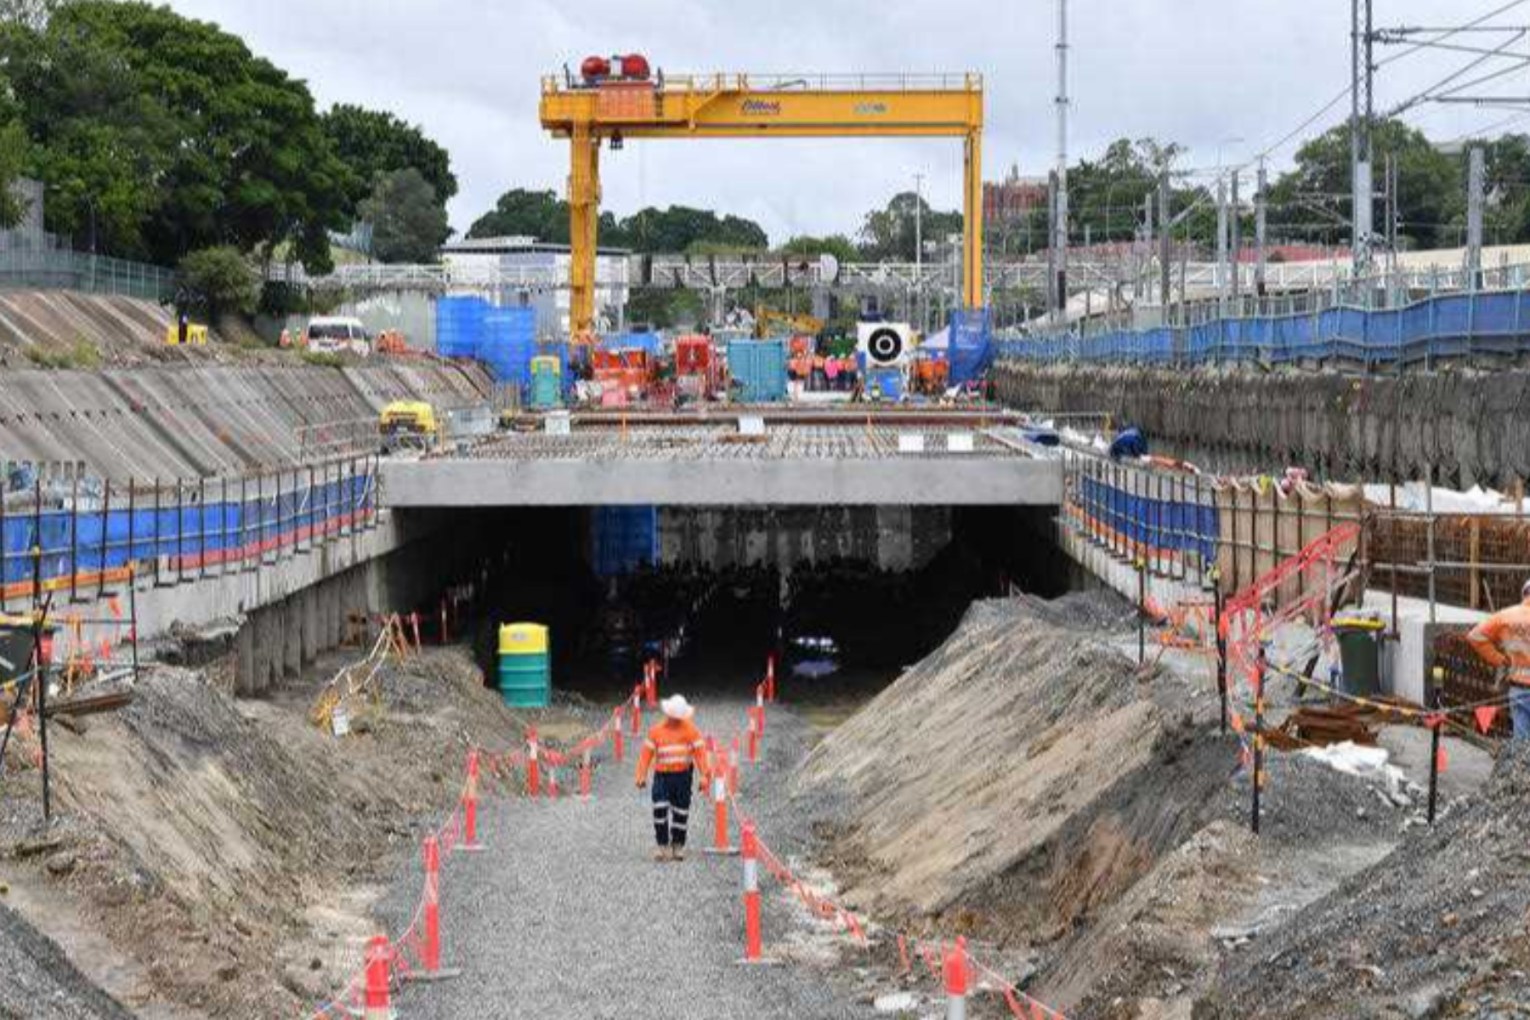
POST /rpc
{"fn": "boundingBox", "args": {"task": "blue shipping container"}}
[726,338,788,402]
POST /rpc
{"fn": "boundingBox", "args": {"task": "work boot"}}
[653,847,670,862]
[671,847,686,862]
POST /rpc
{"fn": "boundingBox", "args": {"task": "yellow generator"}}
[164,321,209,346]
[378,400,439,453]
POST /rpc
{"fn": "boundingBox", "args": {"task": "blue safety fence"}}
[997,289,1530,366]
[1075,466,1219,565]
[0,462,377,599]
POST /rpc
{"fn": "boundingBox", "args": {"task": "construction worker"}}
[1466,578,1530,740]
[634,694,710,861]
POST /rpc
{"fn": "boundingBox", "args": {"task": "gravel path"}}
[0,902,133,1020]
[380,699,876,1020]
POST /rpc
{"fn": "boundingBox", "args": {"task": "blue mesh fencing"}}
[999,290,1530,366]
[1077,471,1218,563]
[1,467,376,595]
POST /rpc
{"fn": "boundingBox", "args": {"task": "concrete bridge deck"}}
[380,416,1062,507]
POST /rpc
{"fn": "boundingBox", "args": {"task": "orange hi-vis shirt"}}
[636,718,710,779]
[1467,598,1530,687]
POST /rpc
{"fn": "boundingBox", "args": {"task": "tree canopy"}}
[0,1,355,271]
[466,188,767,254]
[360,168,450,263]
[1267,118,1462,250]
[857,191,962,261]
[322,103,456,209]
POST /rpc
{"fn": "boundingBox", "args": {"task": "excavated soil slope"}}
[1197,742,1530,1019]
[793,595,1237,944]
[0,646,537,1017]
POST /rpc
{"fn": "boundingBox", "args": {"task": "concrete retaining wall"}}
[42,509,458,696]
[655,506,951,572]
[994,361,1530,488]
[0,359,491,481]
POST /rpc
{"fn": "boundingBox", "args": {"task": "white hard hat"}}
[660,694,694,721]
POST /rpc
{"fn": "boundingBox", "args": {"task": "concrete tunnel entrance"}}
[394,503,1075,704]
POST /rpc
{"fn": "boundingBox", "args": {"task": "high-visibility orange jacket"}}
[1467,598,1530,687]
[636,718,710,780]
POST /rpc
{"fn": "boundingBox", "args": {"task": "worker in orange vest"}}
[635,694,710,861]
[1466,578,1530,740]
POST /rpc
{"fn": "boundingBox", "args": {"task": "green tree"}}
[176,246,258,320]
[360,168,450,263]
[778,233,858,263]
[466,188,769,254]
[322,103,456,209]
[1267,118,1462,250]
[2,1,353,271]
[1066,138,1180,244]
[626,287,702,330]
[0,77,26,228]
[467,188,574,242]
[858,191,961,260]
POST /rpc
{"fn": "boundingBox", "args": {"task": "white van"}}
[304,316,371,356]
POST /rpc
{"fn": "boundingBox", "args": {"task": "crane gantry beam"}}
[540,70,985,340]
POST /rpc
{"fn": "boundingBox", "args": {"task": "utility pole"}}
[914,171,925,331]
[1052,0,1070,321]
[1467,145,1485,289]
[1216,174,1229,308]
[1255,159,1268,298]
[1140,192,1154,305]
[1351,0,1376,275]
[1158,170,1172,309]
[1231,169,1242,308]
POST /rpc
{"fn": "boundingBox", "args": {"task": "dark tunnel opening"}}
[400,503,1075,704]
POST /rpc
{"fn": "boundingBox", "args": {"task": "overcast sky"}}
[164,0,1530,243]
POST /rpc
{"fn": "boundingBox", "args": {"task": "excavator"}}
[752,305,824,340]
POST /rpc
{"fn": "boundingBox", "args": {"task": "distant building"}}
[439,236,631,337]
[984,165,1048,256]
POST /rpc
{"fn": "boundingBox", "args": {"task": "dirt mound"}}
[0,646,535,1017]
[793,595,1236,943]
[1040,821,1259,1016]
[1197,741,1530,1019]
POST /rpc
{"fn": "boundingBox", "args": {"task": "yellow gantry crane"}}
[540,62,985,341]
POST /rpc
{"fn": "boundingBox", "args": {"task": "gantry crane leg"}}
[963,128,984,311]
[568,124,601,341]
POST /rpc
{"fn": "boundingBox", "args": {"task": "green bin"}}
[1332,614,1385,697]
[498,623,551,708]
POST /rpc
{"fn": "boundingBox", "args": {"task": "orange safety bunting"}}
[108,596,122,619]
[1436,744,1449,773]
[1474,705,1500,735]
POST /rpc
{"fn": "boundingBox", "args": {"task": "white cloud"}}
[165,0,1528,242]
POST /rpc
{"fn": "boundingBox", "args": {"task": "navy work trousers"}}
[651,768,694,847]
